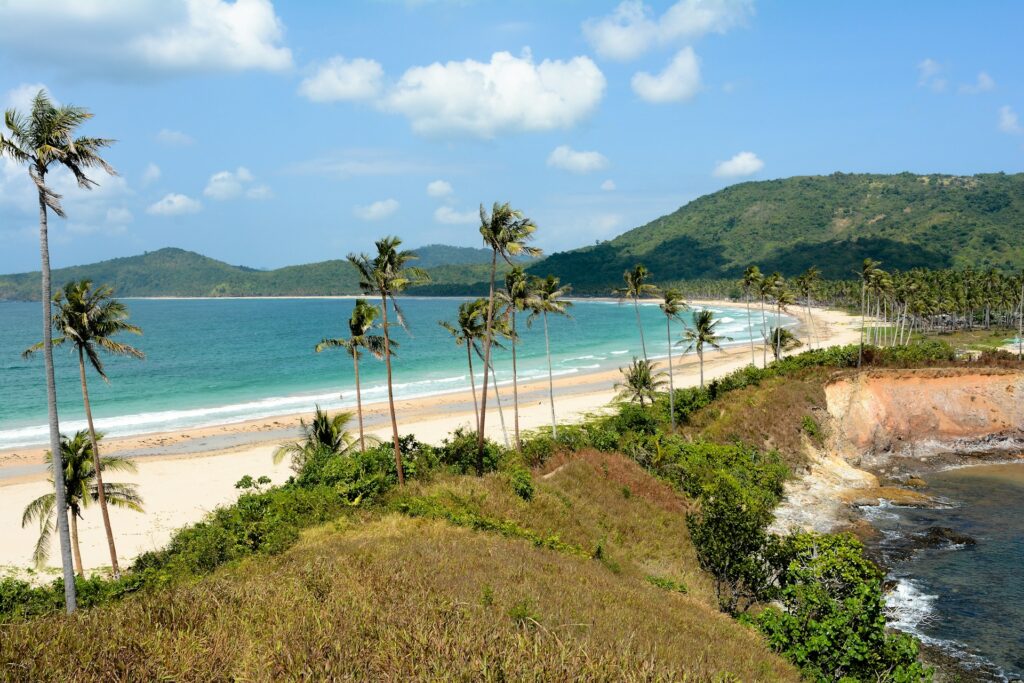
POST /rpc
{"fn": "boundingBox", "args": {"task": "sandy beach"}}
[0,300,862,576]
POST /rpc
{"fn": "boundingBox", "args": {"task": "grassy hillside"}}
[533,172,1024,291]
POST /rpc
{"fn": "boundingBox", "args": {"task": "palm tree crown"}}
[614,358,667,407]
[273,408,358,470]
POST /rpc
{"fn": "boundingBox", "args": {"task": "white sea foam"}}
[885,578,938,634]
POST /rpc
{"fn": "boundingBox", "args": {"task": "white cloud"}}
[298,56,384,102]
[959,71,995,95]
[246,185,273,200]
[141,163,161,186]
[631,47,701,103]
[0,0,292,78]
[713,151,763,177]
[147,193,201,216]
[355,198,399,221]
[601,179,616,191]
[157,129,194,146]
[547,145,609,173]
[427,179,454,198]
[105,207,134,224]
[998,105,1022,135]
[382,49,606,137]
[916,58,946,92]
[434,206,478,224]
[287,151,447,179]
[4,82,52,111]
[204,167,256,200]
[583,0,753,61]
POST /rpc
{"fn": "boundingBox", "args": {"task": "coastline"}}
[0,300,862,575]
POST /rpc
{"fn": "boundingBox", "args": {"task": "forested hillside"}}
[533,172,1024,291]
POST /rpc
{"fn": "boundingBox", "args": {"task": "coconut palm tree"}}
[771,279,796,362]
[439,298,488,427]
[2,90,117,612]
[348,238,429,486]
[614,264,659,361]
[528,275,573,439]
[768,327,802,360]
[679,309,732,388]
[476,311,514,449]
[315,299,387,452]
[503,266,535,453]
[477,203,541,474]
[22,431,142,576]
[740,266,762,366]
[23,280,142,578]
[858,258,882,367]
[756,273,779,368]
[794,266,821,349]
[614,358,667,407]
[273,408,358,471]
[659,288,688,431]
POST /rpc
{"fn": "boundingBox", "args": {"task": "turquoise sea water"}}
[0,297,788,449]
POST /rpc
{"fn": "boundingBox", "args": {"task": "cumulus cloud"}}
[355,198,399,221]
[916,58,946,92]
[105,207,134,224]
[998,105,1022,135]
[601,179,616,191]
[547,145,609,173]
[583,0,753,61]
[246,185,273,200]
[0,0,292,78]
[959,71,995,95]
[631,47,701,103]
[141,163,162,186]
[427,179,454,198]
[4,82,52,111]
[204,166,259,200]
[713,151,763,177]
[382,49,606,137]
[298,56,384,102]
[157,129,194,146]
[147,193,201,216]
[434,206,478,224]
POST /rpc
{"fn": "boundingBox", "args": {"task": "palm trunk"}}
[476,252,498,475]
[698,347,704,389]
[466,344,479,427]
[666,318,676,431]
[487,358,509,448]
[69,511,84,578]
[760,296,767,368]
[1018,280,1023,361]
[858,282,866,368]
[745,293,756,365]
[805,297,815,349]
[543,312,557,439]
[633,296,648,361]
[775,302,783,361]
[77,348,120,577]
[379,295,404,486]
[352,350,365,452]
[37,175,77,612]
[511,310,521,453]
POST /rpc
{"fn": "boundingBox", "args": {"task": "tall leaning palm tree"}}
[756,273,778,368]
[659,288,688,431]
[477,202,541,474]
[529,275,573,439]
[503,266,535,453]
[679,309,732,389]
[614,264,659,361]
[2,90,117,611]
[316,299,387,452]
[22,431,142,576]
[794,266,821,349]
[348,238,429,485]
[439,298,488,427]
[741,266,763,366]
[858,258,882,368]
[24,280,142,579]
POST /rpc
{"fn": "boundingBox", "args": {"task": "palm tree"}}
[614,358,667,407]
[740,266,762,366]
[23,280,142,578]
[659,288,688,431]
[679,309,732,388]
[273,408,358,471]
[477,202,541,474]
[316,299,387,452]
[439,298,488,427]
[2,90,116,612]
[756,273,778,368]
[348,238,429,485]
[771,279,796,362]
[503,266,535,453]
[858,258,882,367]
[22,431,142,576]
[476,312,514,449]
[528,275,573,439]
[794,266,821,349]
[768,327,802,360]
[614,264,659,361]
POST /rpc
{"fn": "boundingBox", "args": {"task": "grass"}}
[0,452,798,682]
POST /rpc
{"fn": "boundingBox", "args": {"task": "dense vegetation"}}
[534,172,1024,291]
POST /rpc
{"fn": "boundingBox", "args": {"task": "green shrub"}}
[439,427,506,474]
[520,432,557,467]
[645,575,688,594]
[506,466,535,501]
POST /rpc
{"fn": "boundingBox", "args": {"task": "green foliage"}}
[800,415,822,442]
[505,465,535,501]
[645,575,688,594]
[439,427,506,474]
[756,533,932,683]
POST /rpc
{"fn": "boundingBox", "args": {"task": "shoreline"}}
[0,300,861,574]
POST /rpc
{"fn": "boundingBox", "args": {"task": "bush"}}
[506,466,535,501]
[608,402,661,435]
[439,427,506,474]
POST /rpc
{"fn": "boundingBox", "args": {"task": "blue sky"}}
[1,0,1022,274]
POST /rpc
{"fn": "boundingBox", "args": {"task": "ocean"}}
[0,297,786,450]
[873,462,1024,680]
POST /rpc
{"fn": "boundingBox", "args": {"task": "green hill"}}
[532,172,1024,291]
